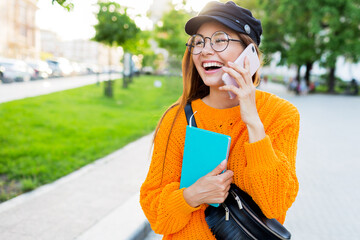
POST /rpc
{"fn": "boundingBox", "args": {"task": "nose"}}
[201,37,214,55]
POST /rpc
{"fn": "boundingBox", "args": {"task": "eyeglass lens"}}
[187,31,229,55]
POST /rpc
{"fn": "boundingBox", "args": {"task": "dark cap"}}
[185,1,262,46]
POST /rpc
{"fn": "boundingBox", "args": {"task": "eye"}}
[195,40,204,46]
[214,38,227,44]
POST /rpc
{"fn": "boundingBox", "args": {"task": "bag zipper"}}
[222,203,257,240]
[230,189,288,240]
[231,190,243,210]
[223,203,230,221]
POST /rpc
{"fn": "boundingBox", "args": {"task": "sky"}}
[36,0,213,41]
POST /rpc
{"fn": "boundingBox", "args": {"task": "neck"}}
[202,86,239,109]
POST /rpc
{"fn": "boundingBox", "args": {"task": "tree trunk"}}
[122,75,128,88]
[122,52,133,88]
[295,65,301,95]
[305,62,313,87]
[105,46,114,97]
[104,79,113,97]
[328,67,336,93]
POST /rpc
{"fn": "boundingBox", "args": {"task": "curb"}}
[75,193,152,240]
[127,221,152,240]
[0,143,128,214]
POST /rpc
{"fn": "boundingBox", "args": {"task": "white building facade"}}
[0,0,39,59]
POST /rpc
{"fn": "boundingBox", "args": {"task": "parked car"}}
[85,64,100,74]
[0,58,33,82]
[27,60,52,80]
[46,58,73,77]
[0,65,5,83]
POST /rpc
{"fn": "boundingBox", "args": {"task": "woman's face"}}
[192,21,245,87]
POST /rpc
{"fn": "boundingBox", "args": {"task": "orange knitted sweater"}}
[140,90,300,239]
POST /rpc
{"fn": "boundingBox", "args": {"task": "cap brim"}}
[185,15,245,36]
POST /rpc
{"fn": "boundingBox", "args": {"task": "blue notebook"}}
[180,125,231,207]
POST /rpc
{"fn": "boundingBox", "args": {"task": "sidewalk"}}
[0,134,154,240]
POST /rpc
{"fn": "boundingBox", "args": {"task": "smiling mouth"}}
[203,62,224,71]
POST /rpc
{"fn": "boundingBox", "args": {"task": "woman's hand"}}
[219,57,266,143]
[183,160,234,208]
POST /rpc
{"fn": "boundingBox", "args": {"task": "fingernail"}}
[228,61,234,65]
[221,159,227,166]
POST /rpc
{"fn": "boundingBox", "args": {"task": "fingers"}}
[219,84,241,97]
[210,174,233,204]
[222,57,252,87]
[220,169,234,181]
[193,169,234,205]
[243,56,252,85]
[207,160,227,176]
[212,170,233,190]
[222,65,245,89]
[220,58,256,99]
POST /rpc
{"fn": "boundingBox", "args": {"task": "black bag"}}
[184,103,291,240]
[205,183,291,240]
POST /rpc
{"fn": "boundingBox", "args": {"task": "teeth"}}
[203,62,223,68]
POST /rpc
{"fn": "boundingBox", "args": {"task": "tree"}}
[154,3,194,70]
[257,0,287,64]
[93,1,139,95]
[122,30,157,71]
[260,0,360,93]
[260,0,323,88]
[315,0,360,93]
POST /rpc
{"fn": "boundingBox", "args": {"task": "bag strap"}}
[184,102,197,127]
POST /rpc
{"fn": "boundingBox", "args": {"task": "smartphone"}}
[222,43,260,99]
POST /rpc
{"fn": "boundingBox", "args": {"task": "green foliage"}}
[93,1,140,47]
[122,30,152,55]
[258,0,360,92]
[0,75,183,202]
[154,4,194,60]
[122,30,159,69]
[316,0,360,67]
[230,0,262,18]
[258,0,287,64]
[260,0,322,67]
[52,0,74,11]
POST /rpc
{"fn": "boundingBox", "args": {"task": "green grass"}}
[0,75,182,202]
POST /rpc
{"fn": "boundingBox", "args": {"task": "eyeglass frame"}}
[185,31,244,55]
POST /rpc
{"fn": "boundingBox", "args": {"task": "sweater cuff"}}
[244,135,280,169]
[165,188,201,217]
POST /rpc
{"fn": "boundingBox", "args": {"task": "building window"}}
[20,25,27,37]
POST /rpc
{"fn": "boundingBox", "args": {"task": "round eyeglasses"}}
[185,31,244,55]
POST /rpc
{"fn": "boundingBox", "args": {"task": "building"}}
[59,39,123,69]
[0,0,39,59]
[39,29,62,59]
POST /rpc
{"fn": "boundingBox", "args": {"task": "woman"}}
[140,1,300,239]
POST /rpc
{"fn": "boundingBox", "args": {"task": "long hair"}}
[153,33,262,185]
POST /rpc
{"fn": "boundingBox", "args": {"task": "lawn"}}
[0,75,183,202]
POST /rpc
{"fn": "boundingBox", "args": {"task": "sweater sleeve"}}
[140,106,201,235]
[243,102,300,222]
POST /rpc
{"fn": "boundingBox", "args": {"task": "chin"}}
[201,76,224,87]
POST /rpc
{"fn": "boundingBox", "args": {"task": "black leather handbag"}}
[205,183,291,240]
[184,103,291,240]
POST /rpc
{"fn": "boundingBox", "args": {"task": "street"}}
[284,92,360,239]
[0,73,122,103]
